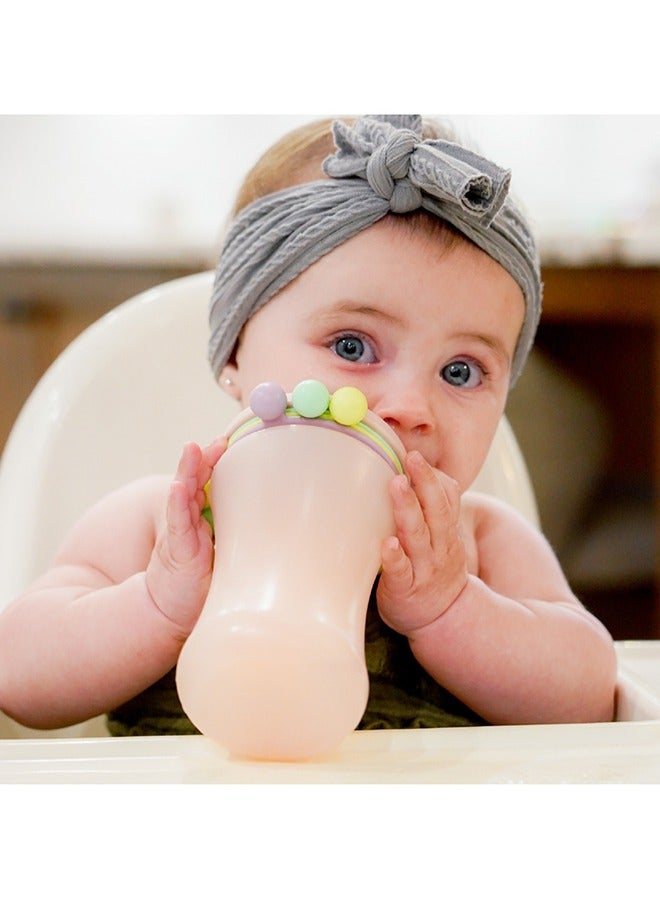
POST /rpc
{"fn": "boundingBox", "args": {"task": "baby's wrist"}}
[403,577,470,640]
[141,570,196,643]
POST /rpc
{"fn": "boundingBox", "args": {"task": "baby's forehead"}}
[371,215,522,301]
[376,209,469,252]
[298,226,525,333]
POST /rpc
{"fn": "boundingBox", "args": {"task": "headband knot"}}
[365,128,423,213]
[323,116,511,225]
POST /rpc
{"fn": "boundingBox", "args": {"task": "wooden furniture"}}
[538,264,659,636]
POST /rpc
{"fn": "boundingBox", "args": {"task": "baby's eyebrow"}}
[309,301,403,327]
[455,332,512,367]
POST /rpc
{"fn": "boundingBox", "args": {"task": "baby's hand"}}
[376,451,468,635]
[145,438,226,636]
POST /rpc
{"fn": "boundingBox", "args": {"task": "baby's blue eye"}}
[441,360,482,388]
[332,335,376,363]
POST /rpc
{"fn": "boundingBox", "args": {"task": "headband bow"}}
[325,115,511,224]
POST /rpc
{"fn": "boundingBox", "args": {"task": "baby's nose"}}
[372,384,437,438]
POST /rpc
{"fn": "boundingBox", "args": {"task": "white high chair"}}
[0,271,540,740]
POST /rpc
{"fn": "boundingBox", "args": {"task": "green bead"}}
[291,380,330,418]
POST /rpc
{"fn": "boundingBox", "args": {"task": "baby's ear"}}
[219,363,241,401]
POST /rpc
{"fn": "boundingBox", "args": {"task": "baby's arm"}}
[377,451,617,725]
[0,439,225,729]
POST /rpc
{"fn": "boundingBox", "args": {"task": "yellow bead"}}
[329,386,368,426]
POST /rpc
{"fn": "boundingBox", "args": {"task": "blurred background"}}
[1,114,659,639]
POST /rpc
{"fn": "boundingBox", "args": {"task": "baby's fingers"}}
[380,535,414,593]
[174,438,226,509]
[405,451,461,548]
[174,442,204,494]
[390,475,427,540]
[389,473,435,582]
[200,436,228,483]
[166,480,200,565]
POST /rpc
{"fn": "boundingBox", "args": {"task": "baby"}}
[0,115,617,734]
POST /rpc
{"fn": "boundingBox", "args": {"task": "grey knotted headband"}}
[209,115,542,386]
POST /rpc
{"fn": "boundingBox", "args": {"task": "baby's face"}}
[225,220,525,492]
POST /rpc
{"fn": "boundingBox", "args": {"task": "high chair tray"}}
[615,640,660,693]
[0,720,659,783]
[1,641,659,783]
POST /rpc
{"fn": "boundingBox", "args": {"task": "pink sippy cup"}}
[175,380,406,761]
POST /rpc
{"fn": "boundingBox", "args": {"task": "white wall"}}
[1,115,659,262]
[0,116,315,261]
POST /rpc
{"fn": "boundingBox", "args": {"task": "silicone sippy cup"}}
[175,380,406,761]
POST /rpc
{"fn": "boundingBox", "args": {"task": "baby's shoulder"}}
[460,491,575,600]
[461,489,537,533]
[460,490,542,568]
[51,474,171,576]
[86,474,171,526]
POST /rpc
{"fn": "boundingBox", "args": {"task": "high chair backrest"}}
[0,270,538,614]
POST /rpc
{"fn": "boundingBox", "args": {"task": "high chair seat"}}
[0,271,539,739]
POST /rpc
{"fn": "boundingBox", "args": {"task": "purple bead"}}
[249,382,288,421]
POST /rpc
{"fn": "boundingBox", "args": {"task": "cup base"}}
[176,611,370,761]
